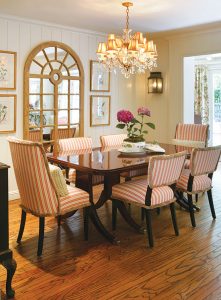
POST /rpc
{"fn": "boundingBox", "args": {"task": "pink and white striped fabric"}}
[51,128,76,140]
[175,123,208,142]
[8,137,90,217]
[29,130,41,142]
[177,146,221,193]
[112,152,186,207]
[112,179,174,207]
[100,134,127,148]
[148,152,186,188]
[177,169,212,193]
[190,147,221,176]
[59,137,92,152]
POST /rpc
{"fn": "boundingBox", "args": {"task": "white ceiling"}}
[1,0,221,34]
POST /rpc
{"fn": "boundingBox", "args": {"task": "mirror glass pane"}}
[70,95,79,109]
[70,80,79,94]
[44,47,55,61]
[58,80,69,94]
[34,51,47,66]
[29,111,40,127]
[30,61,42,74]
[43,79,54,93]
[69,65,79,76]
[43,95,54,109]
[58,110,68,125]
[29,95,40,110]
[29,78,40,93]
[58,95,68,109]
[43,111,54,126]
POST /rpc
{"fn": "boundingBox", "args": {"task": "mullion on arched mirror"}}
[24,41,84,151]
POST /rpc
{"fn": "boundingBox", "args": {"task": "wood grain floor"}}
[1,164,221,299]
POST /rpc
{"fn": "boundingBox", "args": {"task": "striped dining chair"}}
[100,134,147,179]
[58,137,103,186]
[29,129,41,142]
[172,123,209,167]
[177,146,221,227]
[111,152,186,247]
[51,127,76,141]
[8,137,91,256]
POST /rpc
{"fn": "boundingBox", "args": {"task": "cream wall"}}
[0,15,144,198]
[167,27,221,140]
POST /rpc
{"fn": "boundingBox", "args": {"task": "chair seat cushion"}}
[112,178,175,207]
[49,164,68,197]
[177,169,212,193]
[59,185,90,214]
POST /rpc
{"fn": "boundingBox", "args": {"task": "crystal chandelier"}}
[96,2,157,78]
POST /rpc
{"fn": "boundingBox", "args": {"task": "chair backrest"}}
[175,123,208,143]
[148,152,186,188]
[100,134,127,148]
[190,146,221,176]
[8,137,59,216]
[58,137,92,152]
[29,130,41,142]
[51,127,76,141]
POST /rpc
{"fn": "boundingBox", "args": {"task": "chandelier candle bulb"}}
[96,1,157,78]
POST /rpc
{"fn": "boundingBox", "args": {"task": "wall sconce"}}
[148,72,163,93]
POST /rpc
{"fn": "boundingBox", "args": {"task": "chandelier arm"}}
[126,6,129,31]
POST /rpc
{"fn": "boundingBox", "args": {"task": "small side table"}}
[0,163,17,298]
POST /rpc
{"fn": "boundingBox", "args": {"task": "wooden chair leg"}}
[141,208,145,221]
[207,189,216,219]
[112,200,117,230]
[17,210,26,243]
[187,194,196,227]
[83,207,89,240]
[156,208,161,215]
[195,194,198,202]
[37,217,45,257]
[170,203,179,236]
[145,210,154,248]
[57,215,61,227]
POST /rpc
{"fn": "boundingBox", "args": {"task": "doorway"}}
[184,54,221,145]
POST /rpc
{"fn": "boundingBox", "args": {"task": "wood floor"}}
[1,164,221,299]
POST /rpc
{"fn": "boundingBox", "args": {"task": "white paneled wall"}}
[0,15,140,198]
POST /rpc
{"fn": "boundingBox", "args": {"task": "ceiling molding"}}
[0,13,106,37]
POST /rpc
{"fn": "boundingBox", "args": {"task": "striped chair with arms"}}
[177,146,221,227]
[111,151,186,247]
[8,137,91,256]
[100,134,147,179]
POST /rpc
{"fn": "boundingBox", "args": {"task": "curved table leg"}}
[2,258,17,298]
[114,200,144,234]
[176,192,200,212]
[89,206,120,245]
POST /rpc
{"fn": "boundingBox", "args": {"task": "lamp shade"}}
[148,72,163,93]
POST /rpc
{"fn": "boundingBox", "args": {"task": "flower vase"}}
[122,139,146,152]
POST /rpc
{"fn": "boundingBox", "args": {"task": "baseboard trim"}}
[9,190,20,200]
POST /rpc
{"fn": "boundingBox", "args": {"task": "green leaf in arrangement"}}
[116,123,126,129]
[142,130,148,134]
[131,118,140,124]
[145,122,155,129]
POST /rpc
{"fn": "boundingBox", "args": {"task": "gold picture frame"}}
[90,60,110,92]
[0,50,17,90]
[0,94,16,133]
[90,95,110,126]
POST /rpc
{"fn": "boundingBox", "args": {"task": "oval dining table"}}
[47,143,194,244]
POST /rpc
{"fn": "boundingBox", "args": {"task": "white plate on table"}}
[118,148,146,155]
[145,144,165,153]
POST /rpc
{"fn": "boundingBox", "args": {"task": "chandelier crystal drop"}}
[96,2,157,78]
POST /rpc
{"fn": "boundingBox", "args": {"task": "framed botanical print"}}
[0,94,16,133]
[90,60,110,92]
[0,50,17,90]
[90,95,110,126]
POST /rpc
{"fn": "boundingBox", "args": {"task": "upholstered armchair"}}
[8,137,91,256]
[111,152,186,247]
[177,146,221,227]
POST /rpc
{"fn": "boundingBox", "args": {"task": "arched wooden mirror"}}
[24,41,84,150]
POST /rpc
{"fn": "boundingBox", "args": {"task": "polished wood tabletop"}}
[47,143,192,174]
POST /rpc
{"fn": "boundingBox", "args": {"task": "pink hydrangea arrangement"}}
[116,107,155,142]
